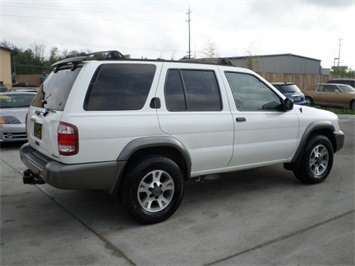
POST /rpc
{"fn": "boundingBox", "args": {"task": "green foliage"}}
[331,66,355,78]
[1,40,90,75]
[315,106,355,115]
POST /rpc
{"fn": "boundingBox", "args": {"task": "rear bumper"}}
[19,143,126,191]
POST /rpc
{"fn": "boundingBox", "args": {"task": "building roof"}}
[225,53,321,62]
[0,46,14,53]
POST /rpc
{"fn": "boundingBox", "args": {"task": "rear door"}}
[27,67,81,159]
[156,64,234,176]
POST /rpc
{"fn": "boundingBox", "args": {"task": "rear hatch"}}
[27,66,81,160]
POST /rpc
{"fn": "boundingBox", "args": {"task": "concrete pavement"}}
[1,115,354,265]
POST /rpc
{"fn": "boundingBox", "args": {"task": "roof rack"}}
[51,50,125,72]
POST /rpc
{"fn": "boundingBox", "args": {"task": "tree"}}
[331,66,355,78]
[202,41,219,58]
[49,46,59,64]
[244,42,261,72]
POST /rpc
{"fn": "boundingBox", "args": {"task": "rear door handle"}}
[236,117,246,122]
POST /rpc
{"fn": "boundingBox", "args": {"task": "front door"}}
[223,72,300,167]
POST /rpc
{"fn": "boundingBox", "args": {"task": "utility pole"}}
[337,37,343,67]
[186,8,192,59]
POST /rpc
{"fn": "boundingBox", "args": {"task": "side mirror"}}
[283,98,294,111]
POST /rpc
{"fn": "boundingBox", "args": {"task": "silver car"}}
[0,91,36,142]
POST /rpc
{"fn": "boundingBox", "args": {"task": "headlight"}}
[0,116,21,124]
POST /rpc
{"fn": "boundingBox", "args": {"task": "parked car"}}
[271,82,307,105]
[12,82,28,87]
[19,50,344,224]
[327,78,355,88]
[0,91,36,142]
[305,83,355,110]
[0,85,8,92]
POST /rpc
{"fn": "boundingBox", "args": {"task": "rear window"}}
[32,67,81,111]
[273,84,301,93]
[0,93,35,108]
[84,64,156,111]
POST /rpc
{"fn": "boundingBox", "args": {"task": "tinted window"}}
[85,64,156,111]
[165,69,222,111]
[32,67,81,111]
[225,72,281,111]
[273,84,301,93]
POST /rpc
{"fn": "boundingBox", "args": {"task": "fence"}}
[258,73,330,91]
[16,73,331,91]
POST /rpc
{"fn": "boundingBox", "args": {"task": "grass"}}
[314,106,355,115]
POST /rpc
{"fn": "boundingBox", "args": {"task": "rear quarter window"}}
[84,64,156,111]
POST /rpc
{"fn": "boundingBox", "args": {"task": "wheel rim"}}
[137,170,175,212]
[309,144,329,177]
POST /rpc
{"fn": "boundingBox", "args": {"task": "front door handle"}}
[236,117,246,122]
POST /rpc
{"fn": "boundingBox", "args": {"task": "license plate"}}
[293,96,300,101]
[34,122,42,139]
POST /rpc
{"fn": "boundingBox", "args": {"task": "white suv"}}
[20,51,344,224]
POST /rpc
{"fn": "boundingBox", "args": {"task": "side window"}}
[164,69,222,111]
[327,85,338,92]
[225,72,282,111]
[84,64,156,111]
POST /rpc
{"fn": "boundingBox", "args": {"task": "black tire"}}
[293,135,334,184]
[306,96,314,106]
[122,155,184,224]
[350,100,355,111]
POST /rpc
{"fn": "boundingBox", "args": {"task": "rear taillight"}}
[58,122,79,155]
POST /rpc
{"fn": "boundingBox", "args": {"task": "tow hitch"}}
[23,169,45,185]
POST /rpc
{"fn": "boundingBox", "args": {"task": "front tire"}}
[306,96,314,106]
[293,135,334,184]
[123,155,184,224]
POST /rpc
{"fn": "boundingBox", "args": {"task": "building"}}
[224,53,330,75]
[0,46,14,88]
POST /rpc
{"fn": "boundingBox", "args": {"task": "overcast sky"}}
[1,0,354,68]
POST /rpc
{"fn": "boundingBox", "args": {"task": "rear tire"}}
[122,155,184,224]
[293,135,334,184]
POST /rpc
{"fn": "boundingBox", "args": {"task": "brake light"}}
[58,122,79,155]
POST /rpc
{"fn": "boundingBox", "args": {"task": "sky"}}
[1,0,354,69]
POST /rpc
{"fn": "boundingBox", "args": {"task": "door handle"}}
[236,117,246,122]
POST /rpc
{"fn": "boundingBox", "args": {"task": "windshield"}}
[274,84,302,93]
[0,94,35,108]
[339,85,355,93]
[32,67,81,111]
